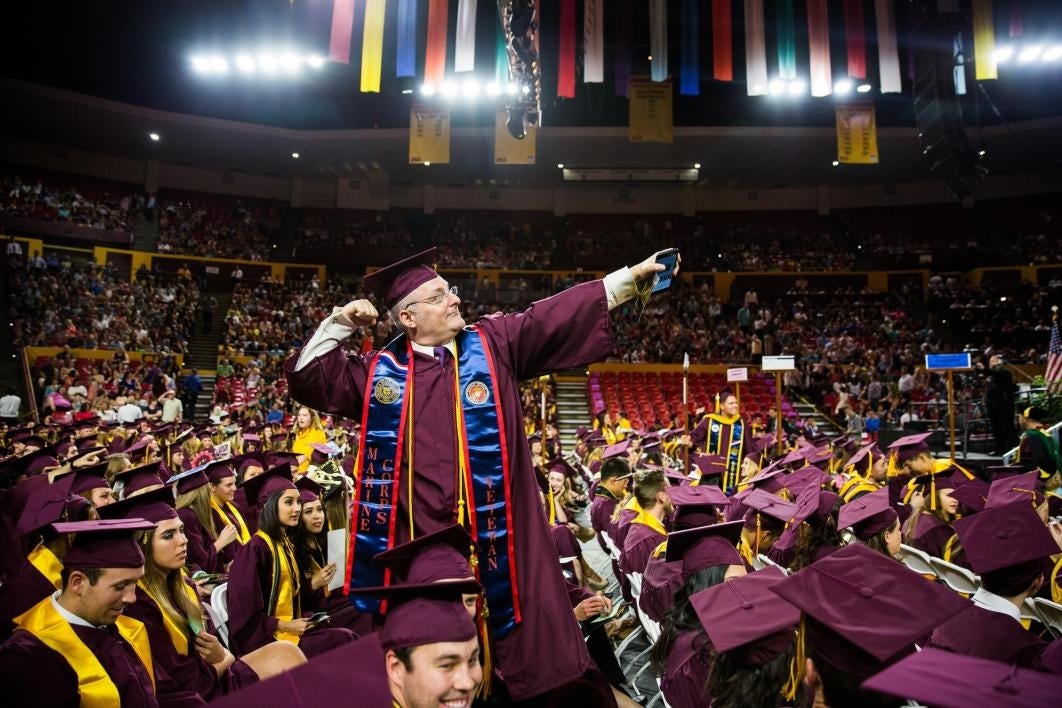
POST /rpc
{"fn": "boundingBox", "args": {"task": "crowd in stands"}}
[1,173,141,233]
[156,191,282,261]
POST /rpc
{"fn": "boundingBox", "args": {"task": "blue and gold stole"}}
[348,327,522,637]
[705,413,745,492]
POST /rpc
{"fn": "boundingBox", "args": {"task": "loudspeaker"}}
[911,7,985,200]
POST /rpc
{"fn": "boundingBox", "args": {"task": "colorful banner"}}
[495,17,510,85]
[712,0,732,82]
[807,0,832,96]
[680,0,699,95]
[558,0,576,97]
[584,0,604,83]
[409,106,451,164]
[744,0,768,96]
[836,105,879,165]
[615,0,633,97]
[360,0,387,93]
[875,0,902,93]
[776,0,797,80]
[425,0,449,87]
[494,110,536,164]
[328,0,356,64]
[396,0,418,78]
[843,0,867,79]
[973,0,998,81]
[650,0,668,82]
[629,78,673,144]
[455,0,477,73]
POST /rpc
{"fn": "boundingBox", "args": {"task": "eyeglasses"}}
[404,285,458,308]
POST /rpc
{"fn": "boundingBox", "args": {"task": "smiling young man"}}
[286,246,675,705]
[0,518,165,707]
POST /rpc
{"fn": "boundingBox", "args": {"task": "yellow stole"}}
[137,580,201,656]
[13,598,155,707]
[255,530,302,644]
[210,498,251,544]
[27,543,64,590]
[630,508,668,538]
[1051,556,1062,605]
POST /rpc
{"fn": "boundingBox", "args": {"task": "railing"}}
[18,345,39,424]
[1004,420,1062,464]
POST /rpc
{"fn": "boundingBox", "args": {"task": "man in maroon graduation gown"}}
[285,246,672,704]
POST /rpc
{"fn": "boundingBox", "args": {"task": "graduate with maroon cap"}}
[0,518,204,707]
[927,500,1062,670]
[285,246,674,704]
[203,458,251,565]
[170,465,233,574]
[838,487,903,558]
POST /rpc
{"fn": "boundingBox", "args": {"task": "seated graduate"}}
[0,518,203,707]
[620,468,672,577]
[204,458,252,566]
[172,466,238,574]
[927,498,1062,671]
[837,443,887,504]
[229,452,266,535]
[112,460,167,500]
[226,463,356,657]
[739,489,798,567]
[775,481,843,572]
[650,521,747,708]
[771,543,968,708]
[901,465,970,560]
[837,488,903,559]
[100,488,306,701]
[693,567,803,708]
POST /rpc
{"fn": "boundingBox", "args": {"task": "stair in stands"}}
[132,211,158,252]
[0,253,20,397]
[554,373,591,449]
[790,401,844,437]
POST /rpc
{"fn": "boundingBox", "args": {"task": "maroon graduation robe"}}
[122,584,258,701]
[227,534,355,658]
[209,504,248,567]
[284,280,614,701]
[176,508,222,574]
[232,487,259,536]
[927,603,1055,670]
[903,512,956,559]
[639,555,684,624]
[0,548,61,640]
[621,521,666,577]
[660,631,713,708]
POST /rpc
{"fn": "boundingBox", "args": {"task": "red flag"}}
[328,0,357,64]
[712,0,733,82]
[425,0,449,87]
[843,0,866,79]
[558,0,576,98]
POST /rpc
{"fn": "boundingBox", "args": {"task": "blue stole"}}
[348,327,522,637]
[706,413,745,492]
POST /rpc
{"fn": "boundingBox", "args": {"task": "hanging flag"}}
[972,0,998,81]
[615,0,633,97]
[396,0,418,78]
[843,0,866,79]
[410,105,451,164]
[745,0,768,96]
[650,0,668,82]
[1045,311,1062,394]
[807,0,831,96]
[712,0,732,82]
[629,78,673,143]
[328,0,356,64]
[776,0,797,80]
[680,0,699,95]
[875,0,902,93]
[455,0,477,73]
[494,110,537,164]
[836,104,879,164]
[558,0,576,97]
[584,0,604,83]
[425,0,449,87]
[361,0,387,93]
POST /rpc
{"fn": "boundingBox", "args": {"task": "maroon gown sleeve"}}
[0,630,82,707]
[639,556,684,623]
[284,346,371,419]
[226,536,279,655]
[177,508,221,574]
[0,558,57,640]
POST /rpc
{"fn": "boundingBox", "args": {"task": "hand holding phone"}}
[651,249,679,293]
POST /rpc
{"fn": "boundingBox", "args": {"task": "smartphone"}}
[651,249,679,293]
[307,611,330,627]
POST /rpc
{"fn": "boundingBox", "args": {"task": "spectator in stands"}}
[0,387,20,423]
[161,389,183,423]
[116,396,144,424]
[182,369,203,416]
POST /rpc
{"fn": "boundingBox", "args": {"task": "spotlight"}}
[424,162,431,166]
[1018,45,1043,63]
[306,54,325,69]
[401,88,414,95]
[993,45,1014,63]
[557,163,564,169]
[768,78,786,95]
[856,83,872,93]
[521,84,531,95]
[421,83,436,96]
[235,54,256,74]
[693,163,701,169]
[148,132,160,142]
[292,152,300,159]
[485,82,500,97]
[978,149,987,157]
[258,52,279,74]
[786,79,806,96]
[208,55,229,75]
[832,160,840,167]
[280,52,303,74]
[750,83,765,94]
[462,78,481,98]
[834,79,853,95]
[1044,45,1062,62]
[190,55,211,74]
[505,82,519,96]
[441,81,458,98]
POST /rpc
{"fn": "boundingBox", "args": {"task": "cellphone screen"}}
[652,250,678,293]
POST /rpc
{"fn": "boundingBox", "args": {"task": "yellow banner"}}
[835,104,879,165]
[360,0,387,92]
[409,106,450,164]
[972,0,997,81]
[629,78,673,144]
[494,111,537,165]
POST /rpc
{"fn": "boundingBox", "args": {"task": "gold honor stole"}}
[14,598,155,707]
[27,543,64,590]
[256,530,302,644]
[210,499,251,544]
[137,579,202,655]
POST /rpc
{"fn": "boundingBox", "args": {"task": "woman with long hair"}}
[291,405,326,475]
[227,464,356,658]
[838,488,902,559]
[902,470,964,559]
[174,468,238,573]
[650,523,748,708]
[786,489,843,572]
[204,459,251,566]
[102,488,305,701]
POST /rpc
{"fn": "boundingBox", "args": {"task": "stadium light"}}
[190,55,211,75]
[440,81,458,99]
[423,162,431,166]
[993,45,1015,63]
[786,79,807,96]
[258,52,279,74]
[291,152,300,159]
[856,83,872,93]
[280,52,302,74]
[462,78,481,99]
[208,55,229,75]
[693,163,701,169]
[485,82,500,97]
[832,160,840,167]
[1044,45,1062,62]
[505,82,519,96]
[235,54,256,74]
[834,79,853,95]
[148,132,160,142]
[1018,45,1044,64]
[306,54,325,69]
[767,78,786,96]
[557,163,564,169]
[421,83,436,97]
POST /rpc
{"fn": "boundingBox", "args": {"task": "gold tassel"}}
[476,600,493,698]
[782,616,806,701]
[886,452,900,478]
